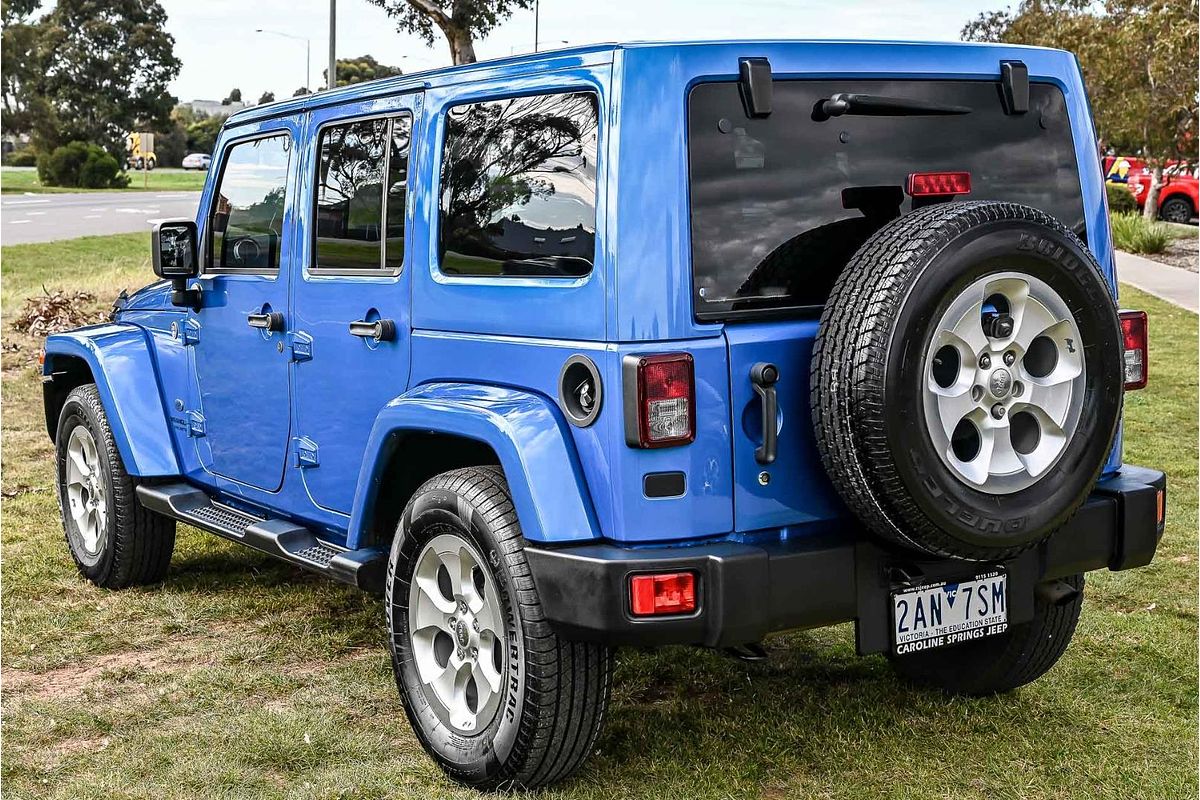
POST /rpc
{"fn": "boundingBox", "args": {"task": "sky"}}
[162,0,1005,102]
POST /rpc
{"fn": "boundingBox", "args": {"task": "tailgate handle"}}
[750,363,779,465]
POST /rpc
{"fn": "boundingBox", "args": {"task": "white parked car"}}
[181,153,211,171]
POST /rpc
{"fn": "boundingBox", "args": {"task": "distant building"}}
[188,99,247,117]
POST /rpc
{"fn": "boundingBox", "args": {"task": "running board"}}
[135,483,387,593]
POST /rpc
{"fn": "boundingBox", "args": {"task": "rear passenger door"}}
[290,95,418,514]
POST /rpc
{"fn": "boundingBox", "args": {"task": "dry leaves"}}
[10,288,105,337]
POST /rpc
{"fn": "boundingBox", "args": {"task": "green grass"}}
[1,166,206,194]
[1,235,1196,799]
[1110,212,1173,255]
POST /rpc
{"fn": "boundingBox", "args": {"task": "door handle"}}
[750,362,779,465]
[247,311,284,331]
[348,319,396,342]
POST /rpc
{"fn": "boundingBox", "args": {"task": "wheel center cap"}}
[989,368,1012,398]
[455,619,470,648]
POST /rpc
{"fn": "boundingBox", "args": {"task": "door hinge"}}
[293,436,319,467]
[171,318,200,346]
[186,411,206,437]
[289,330,313,362]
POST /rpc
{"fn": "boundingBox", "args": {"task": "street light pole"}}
[533,0,539,53]
[255,29,310,92]
[328,0,337,90]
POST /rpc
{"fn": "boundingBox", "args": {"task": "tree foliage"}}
[258,91,276,105]
[963,0,1198,216]
[323,54,404,88]
[222,88,243,105]
[6,0,181,159]
[366,0,534,65]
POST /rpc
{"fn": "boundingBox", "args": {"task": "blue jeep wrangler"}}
[44,41,1165,790]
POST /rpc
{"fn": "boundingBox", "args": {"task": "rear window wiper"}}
[815,93,972,121]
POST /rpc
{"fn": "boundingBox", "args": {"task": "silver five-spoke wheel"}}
[923,272,1086,494]
[64,425,108,556]
[408,533,506,734]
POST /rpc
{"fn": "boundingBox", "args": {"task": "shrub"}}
[36,141,128,188]
[1110,212,1171,255]
[1106,182,1139,215]
[4,149,38,167]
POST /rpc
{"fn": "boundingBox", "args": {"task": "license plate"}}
[892,570,1008,655]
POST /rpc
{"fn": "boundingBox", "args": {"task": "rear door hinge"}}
[293,436,319,467]
[288,331,313,362]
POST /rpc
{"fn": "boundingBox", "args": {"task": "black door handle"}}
[247,311,284,331]
[349,319,396,342]
[750,362,779,465]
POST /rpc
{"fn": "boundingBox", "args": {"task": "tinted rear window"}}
[688,80,1085,319]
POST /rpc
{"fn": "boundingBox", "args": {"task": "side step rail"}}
[136,483,387,593]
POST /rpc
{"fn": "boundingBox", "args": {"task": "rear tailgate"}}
[686,77,1089,533]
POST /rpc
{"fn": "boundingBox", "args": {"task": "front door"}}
[290,96,418,514]
[190,124,299,491]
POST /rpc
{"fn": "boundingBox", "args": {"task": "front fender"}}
[347,383,601,548]
[43,323,180,477]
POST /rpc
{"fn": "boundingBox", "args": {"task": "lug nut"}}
[472,619,479,632]
[971,385,984,402]
[991,403,1006,420]
[470,647,478,659]
[1003,351,1016,366]
[1013,381,1024,397]
[459,601,469,614]
[448,617,456,628]
[979,353,991,369]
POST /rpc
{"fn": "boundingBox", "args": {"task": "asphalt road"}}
[2,190,201,245]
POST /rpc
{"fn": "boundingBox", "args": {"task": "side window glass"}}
[315,118,388,271]
[209,134,291,271]
[440,92,598,278]
[385,114,411,271]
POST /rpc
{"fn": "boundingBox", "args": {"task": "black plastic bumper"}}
[525,465,1166,653]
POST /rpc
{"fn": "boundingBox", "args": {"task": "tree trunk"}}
[445,25,476,65]
[1143,164,1164,221]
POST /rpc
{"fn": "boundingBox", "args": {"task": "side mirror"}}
[151,219,202,310]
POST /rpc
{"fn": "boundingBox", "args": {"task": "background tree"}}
[1,0,52,145]
[293,86,312,97]
[258,91,276,105]
[365,0,534,65]
[964,0,1198,218]
[222,88,243,105]
[322,54,404,87]
[33,0,181,159]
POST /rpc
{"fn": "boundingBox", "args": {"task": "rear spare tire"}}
[812,201,1122,561]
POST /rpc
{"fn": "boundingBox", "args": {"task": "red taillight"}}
[630,572,696,616]
[1119,309,1148,390]
[906,171,972,197]
[629,353,695,448]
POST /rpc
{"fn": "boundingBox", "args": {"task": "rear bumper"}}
[525,465,1166,653]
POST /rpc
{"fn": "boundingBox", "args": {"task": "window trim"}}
[310,110,413,278]
[435,88,601,282]
[203,129,294,276]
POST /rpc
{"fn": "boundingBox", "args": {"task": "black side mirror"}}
[152,219,202,310]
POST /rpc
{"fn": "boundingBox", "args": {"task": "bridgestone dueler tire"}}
[387,466,613,791]
[891,573,1084,695]
[812,202,1123,561]
[55,384,176,588]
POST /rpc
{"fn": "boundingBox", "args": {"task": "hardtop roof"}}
[226,38,1071,127]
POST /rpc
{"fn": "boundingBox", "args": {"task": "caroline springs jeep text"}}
[43,41,1166,790]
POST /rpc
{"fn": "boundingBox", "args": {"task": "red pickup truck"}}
[1106,156,1197,223]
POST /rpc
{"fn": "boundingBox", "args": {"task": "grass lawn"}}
[1,234,1196,799]
[1,166,206,194]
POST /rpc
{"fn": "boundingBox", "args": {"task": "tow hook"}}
[722,642,769,662]
[1035,579,1080,607]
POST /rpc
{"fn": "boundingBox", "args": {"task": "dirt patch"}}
[10,288,107,337]
[1156,232,1198,271]
[1,483,50,499]
[2,644,211,703]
